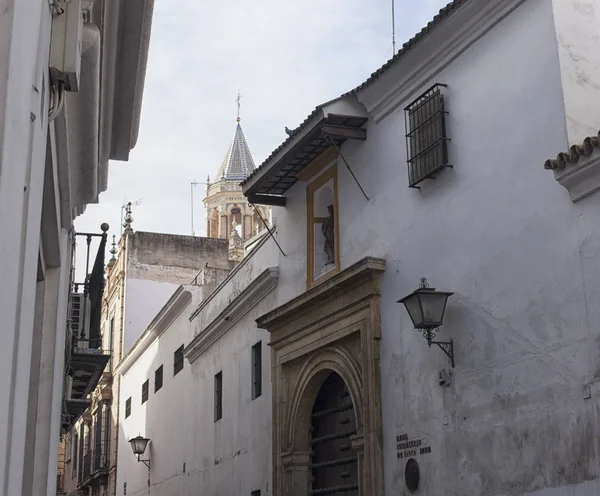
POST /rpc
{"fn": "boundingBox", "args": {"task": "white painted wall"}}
[124,279,180,354]
[118,240,279,496]
[551,0,600,145]
[116,1,600,495]
[275,0,600,494]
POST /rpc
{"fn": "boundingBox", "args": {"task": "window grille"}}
[404,83,451,188]
[125,397,131,418]
[251,341,262,400]
[141,380,149,404]
[174,345,184,376]
[214,371,223,421]
[155,365,163,393]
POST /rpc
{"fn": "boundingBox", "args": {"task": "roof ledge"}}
[105,0,155,161]
[545,131,600,203]
[185,267,279,363]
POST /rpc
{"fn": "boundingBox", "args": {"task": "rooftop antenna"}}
[120,198,143,235]
[392,0,396,56]
[190,180,208,236]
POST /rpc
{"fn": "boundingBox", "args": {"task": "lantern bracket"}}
[136,454,150,470]
[422,328,455,368]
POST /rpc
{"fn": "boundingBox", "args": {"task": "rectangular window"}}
[404,83,451,188]
[251,341,262,400]
[306,164,339,288]
[214,371,223,421]
[141,380,149,404]
[174,345,184,376]
[125,397,131,418]
[72,432,78,478]
[155,365,163,393]
[251,491,261,496]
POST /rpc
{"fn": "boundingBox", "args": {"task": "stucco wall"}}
[116,1,600,495]
[127,231,232,282]
[118,240,279,496]
[271,0,600,494]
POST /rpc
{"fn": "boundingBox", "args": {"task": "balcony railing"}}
[82,453,91,481]
[62,224,111,430]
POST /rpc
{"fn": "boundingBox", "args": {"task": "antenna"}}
[392,0,396,56]
[120,198,144,235]
[190,181,208,236]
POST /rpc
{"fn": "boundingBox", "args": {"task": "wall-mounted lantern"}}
[398,278,455,367]
[129,435,151,469]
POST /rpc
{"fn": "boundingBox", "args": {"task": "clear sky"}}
[75,0,450,241]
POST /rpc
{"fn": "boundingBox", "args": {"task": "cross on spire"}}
[235,90,242,122]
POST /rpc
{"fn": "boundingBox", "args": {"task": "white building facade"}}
[118,1,600,495]
[0,0,153,495]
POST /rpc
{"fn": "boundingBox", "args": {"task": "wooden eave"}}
[242,99,368,206]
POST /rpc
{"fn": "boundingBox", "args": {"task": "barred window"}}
[141,380,149,404]
[251,341,262,400]
[404,83,451,188]
[214,371,223,421]
[174,345,184,376]
[155,365,163,393]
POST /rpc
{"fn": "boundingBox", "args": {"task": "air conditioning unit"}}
[49,0,83,91]
[70,293,90,345]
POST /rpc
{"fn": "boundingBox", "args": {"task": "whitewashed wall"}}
[116,1,600,495]
[271,0,600,494]
[124,279,180,354]
[118,239,279,496]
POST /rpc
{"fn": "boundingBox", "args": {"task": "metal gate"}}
[309,372,359,495]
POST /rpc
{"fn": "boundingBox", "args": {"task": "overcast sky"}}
[76,0,450,243]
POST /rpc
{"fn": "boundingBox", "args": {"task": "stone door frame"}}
[256,257,386,496]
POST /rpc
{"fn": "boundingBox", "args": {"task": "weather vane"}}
[235,90,242,122]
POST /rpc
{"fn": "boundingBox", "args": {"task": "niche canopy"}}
[241,96,368,206]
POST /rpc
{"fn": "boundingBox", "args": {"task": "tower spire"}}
[235,90,242,123]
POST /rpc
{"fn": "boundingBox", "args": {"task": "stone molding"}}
[551,152,600,202]
[185,267,279,363]
[258,256,385,495]
[358,0,526,122]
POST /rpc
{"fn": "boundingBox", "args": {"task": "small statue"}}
[319,204,335,265]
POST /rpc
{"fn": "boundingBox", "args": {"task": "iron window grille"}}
[141,380,149,404]
[174,345,184,376]
[251,341,262,400]
[404,83,451,188]
[125,397,131,418]
[155,365,163,393]
[214,371,223,422]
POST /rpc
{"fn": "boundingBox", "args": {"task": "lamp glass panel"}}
[417,292,449,326]
[402,293,424,328]
[130,437,149,456]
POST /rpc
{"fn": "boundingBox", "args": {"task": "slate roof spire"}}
[216,118,256,182]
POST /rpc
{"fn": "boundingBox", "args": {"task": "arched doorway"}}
[310,372,359,495]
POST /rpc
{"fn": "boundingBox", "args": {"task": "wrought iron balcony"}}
[63,224,111,429]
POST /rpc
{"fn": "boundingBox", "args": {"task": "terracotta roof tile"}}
[544,131,600,170]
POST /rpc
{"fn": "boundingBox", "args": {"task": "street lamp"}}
[129,435,151,469]
[398,278,455,367]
